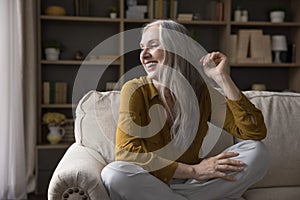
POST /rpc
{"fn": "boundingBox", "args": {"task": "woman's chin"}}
[147,72,159,80]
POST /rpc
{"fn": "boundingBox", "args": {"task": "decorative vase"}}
[47,126,65,144]
[45,48,60,60]
[270,11,285,23]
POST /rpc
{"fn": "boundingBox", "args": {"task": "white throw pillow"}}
[75,90,120,164]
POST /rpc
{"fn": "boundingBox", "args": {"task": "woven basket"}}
[45,6,66,16]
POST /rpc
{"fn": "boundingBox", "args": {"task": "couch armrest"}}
[48,143,110,200]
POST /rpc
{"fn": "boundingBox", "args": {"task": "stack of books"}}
[206,0,223,21]
[43,82,68,104]
[229,29,272,64]
[74,0,89,16]
[154,0,178,19]
[61,119,75,144]
[106,82,118,91]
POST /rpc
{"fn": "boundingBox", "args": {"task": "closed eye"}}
[139,40,160,53]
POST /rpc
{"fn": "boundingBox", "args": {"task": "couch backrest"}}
[74,90,234,164]
[243,91,300,188]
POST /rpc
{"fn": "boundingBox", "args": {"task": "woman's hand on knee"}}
[191,152,246,181]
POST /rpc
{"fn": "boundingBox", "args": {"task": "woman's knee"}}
[238,140,270,178]
[101,162,121,189]
[248,141,270,166]
[101,161,147,192]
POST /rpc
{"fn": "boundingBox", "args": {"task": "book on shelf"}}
[148,0,154,19]
[250,31,272,63]
[177,14,193,21]
[262,35,272,63]
[106,82,118,91]
[206,0,223,21]
[61,119,75,143]
[74,0,89,16]
[236,29,272,64]
[154,0,163,19]
[229,35,237,63]
[169,0,178,19]
[215,1,223,21]
[43,82,50,104]
[43,81,67,104]
[55,82,67,104]
[153,0,178,19]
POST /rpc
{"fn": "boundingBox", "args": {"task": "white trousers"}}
[101,140,270,200]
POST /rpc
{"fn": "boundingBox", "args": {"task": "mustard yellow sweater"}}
[115,76,267,184]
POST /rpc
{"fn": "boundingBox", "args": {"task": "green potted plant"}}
[109,7,117,19]
[43,40,64,60]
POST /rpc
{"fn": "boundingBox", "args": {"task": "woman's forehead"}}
[140,25,160,44]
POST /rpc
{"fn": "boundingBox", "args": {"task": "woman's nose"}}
[141,48,151,58]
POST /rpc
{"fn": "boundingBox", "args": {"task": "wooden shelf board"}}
[176,20,227,26]
[83,59,121,65]
[231,63,300,67]
[123,18,151,23]
[41,15,121,23]
[41,60,82,65]
[123,19,227,25]
[231,21,300,27]
[65,118,75,122]
[41,59,121,65]
[36,143,72,149]
[41,104,77,108]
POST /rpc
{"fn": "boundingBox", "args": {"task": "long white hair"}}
[142,20,208,151]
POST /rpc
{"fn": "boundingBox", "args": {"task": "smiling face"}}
[140,25,165,81]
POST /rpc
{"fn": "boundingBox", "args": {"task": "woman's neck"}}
[152,80,175,126]
[153,80,173,100]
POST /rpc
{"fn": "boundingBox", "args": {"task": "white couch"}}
[48,90,300,200]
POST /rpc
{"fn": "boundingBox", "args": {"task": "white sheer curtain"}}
[0,0,27,199]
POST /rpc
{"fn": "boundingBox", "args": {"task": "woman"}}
[101,20,269,200]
